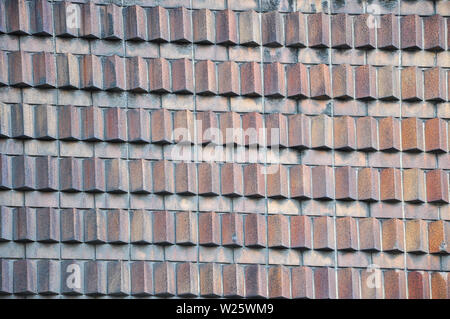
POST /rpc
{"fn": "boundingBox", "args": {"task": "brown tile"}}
[220,163,243,197]
[401,117,424,152]
[403,168,426,203]
[309,64,331,99]
[266,164,288,198]
[379,117,401,152]
[336,217,358,251]
[380,168,402,202]
[129,159,152,194]
[264,62,286,98]
[290,164,312,199]
[431,272,448,299]
[195,60,217,95]
[238,10,260,46]
[285,11,306,47]
[288,114,310,149]
[382,218,404,253]
[331,13,352,49]
[147,6,169,42]
[314,267,336,299]
[313,216,335,250]
[268,266,290,298]
[401,15,423,50]
[130,210,152,244]
[173,109,195,144]
[242,112,263,146]
[406,219,428,254]
[335,166,357,201]
[287,62,308,99]
[152,211,175,245]
[359,217,381,251]
[245,265,267,298]
[148,57,170,93]
[83,158,105,193]
[216,9,237,45]
[172,58,194,94]
[423,14,445,51]
[170,7,192,43]
[244,213,266,248]
[377,66,399,100]
[222,264,245,298]
[30,0,52,36]
[193,8,214,44]
[402,66,423,101]
[130,261,152,296]
[384,270,406,299]
[291,266,313,299]
[152,160,174,195]
[5,0,29,35]
[355,65,376,100]
[357,168,379,202]
[378,13,399,50]
[311,114,332,149]
[268,214,289,248]
[153,262,175,296]
[332,64,353,99]
[175,211,197,246]
[32,52,56,88]
[290,215,312,250]
[334,116,356,150]
[308,12,329,48]
[151,109,173,144]
[103,55,126,92]
[217,61,239,96]
[199,263,222,297]
[428,220,449,254]
[176,262,198,297]
[127,108,150,143]
[356,117,378,151]
[81,2,100,39]
[354,14,376,49]
[199,212,220,246]
[175,162,197,195]
[240,62,262,96]
[101,4,123,40]
[196,110,219,145]
[126,56,148,92]
[9,51,32,87]
[425,118,448,153]
[426,169,449,203]
[124,5,146,41]
[338,268,360,299]
[262,11,283,47]
[221,212,243,247]
[311,166,333,200]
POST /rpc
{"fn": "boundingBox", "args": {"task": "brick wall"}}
[0,0,449,299]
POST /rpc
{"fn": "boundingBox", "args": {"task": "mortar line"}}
[119,0,133,299]
[257,0,270,298]
[188,0,201,298]
[324,0,338,299]
[398,0,408,300]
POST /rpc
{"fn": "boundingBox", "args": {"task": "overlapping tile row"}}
[0,155,449,204]
[0,259,449,298]
[0,0,449,299]
[0,52,449,102]
[1,106,449,157]
[1,207,449,252]
[0,1,448,52]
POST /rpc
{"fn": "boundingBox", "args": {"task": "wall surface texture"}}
[0,0,449,299]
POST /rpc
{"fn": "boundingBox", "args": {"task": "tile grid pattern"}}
[0,0,449,299]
